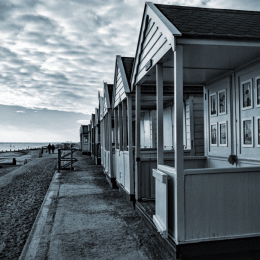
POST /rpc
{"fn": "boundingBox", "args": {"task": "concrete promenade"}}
[19,153,173,260]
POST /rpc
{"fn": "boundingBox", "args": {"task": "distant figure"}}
[51,144,55,154]
[48,143,51,154]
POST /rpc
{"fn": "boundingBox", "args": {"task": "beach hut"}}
[131,2,260,258]
[90,114,95,160]
[86,124,92,156]
[79,125,90,155]
[99,92,105,167]
[93,107,101,165]
[100,82,115,186]
[112,55,135,201]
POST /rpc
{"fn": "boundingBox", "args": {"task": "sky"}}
[0,0,259,142]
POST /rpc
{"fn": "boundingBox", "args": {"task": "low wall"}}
[140,156,207,199]
[183,166,260,242]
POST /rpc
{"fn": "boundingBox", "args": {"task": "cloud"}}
[76,120,90,125]
[0,0,259,118]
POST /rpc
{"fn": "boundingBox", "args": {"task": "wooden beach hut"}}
[86,124,92,156]
[79,125,90,155]
[99,92,105,167]
[90,114,95,160]
[131,4,205,202]
[112,55,135,201]
[131,2,260,258]
[94,106,101,165]
[100,82,116,186]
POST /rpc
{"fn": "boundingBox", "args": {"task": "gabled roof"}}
[91,114,95,128]
[102,82,113,117]
[131,2,180,88]
[155,4,260,40]
[121,57,134,86]
[95,108,99,126]
[131,3,260,87]
[107,84,113,105]
[112,55,134,108]
[98,91,104,121]
[104,82,112,109]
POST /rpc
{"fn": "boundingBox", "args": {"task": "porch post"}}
[118,103,123,151]
[108,109,113,177]
[156,63,164,167]
[127,94,134,194]
[114,107,118,149]
[135,84,141,199]
[122,99,127,151]
[174,44,184,242]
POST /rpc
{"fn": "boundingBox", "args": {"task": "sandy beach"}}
[0,152,57,259]
[0,149,42,178]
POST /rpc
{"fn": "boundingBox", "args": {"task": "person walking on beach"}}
[48,143,51,154]
[51,144,55,154]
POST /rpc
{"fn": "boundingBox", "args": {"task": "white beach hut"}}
[112,56,135,201]
[131,2,260,258]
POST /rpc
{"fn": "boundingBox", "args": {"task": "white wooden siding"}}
[135,15,172,84]
[184,167,260,242]
[114,66,127,108]
[103,95,108,116]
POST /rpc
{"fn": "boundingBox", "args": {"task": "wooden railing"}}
[58,148,78,171]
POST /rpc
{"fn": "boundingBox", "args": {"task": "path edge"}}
[19,170,61,260]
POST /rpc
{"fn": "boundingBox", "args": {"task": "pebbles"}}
[0,158,57,260]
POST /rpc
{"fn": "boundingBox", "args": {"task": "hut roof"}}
[155,4,260,40]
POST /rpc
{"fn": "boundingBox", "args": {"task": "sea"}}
[0,142,58,152]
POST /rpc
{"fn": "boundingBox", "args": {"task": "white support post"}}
[118,103,123,151]
[174,45,184,242]
[122,99,127,151]
[135,85,141,199]
[114,107,118,149]
[156,63,164,167]
[127,95,134,195]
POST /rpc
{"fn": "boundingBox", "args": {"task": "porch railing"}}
[58,148,78,171]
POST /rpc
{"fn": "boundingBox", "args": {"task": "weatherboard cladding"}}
[155,4,260,39]
[99,96,104,121]
[104,96,107,116]
[95,108,99,125]
[135,11,170,85]
[115,65,126,107]
[103,84,113,116]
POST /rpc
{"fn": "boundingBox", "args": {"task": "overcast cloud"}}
[0,0,259,141]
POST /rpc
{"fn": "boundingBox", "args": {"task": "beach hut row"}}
[80,3,260,258]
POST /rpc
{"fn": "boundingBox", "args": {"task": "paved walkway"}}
[20,154,173,260]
